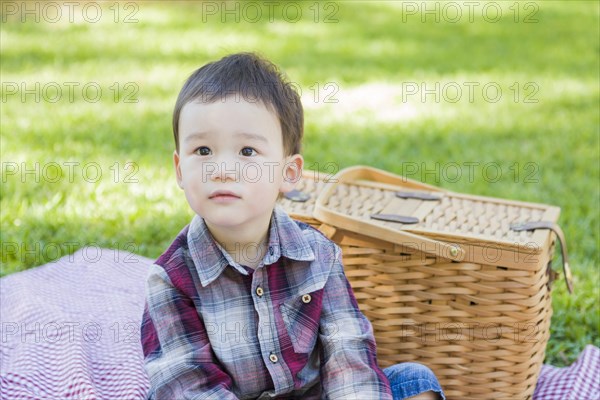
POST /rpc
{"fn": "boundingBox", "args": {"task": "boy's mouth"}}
[209,190,241,200]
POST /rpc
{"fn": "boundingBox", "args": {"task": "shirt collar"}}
[187,204,315,287]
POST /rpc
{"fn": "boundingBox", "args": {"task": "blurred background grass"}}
[1,1,598,366]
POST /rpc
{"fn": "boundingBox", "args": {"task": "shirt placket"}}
[251,259,294,394]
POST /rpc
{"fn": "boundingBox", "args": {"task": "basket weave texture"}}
[278,167,561,400]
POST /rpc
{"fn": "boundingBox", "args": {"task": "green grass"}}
[1,1,598,367]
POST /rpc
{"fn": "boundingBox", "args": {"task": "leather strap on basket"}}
[510,221,573,294]
[395,191,442,201]
[284,189,310,202]
[370,214,420,224]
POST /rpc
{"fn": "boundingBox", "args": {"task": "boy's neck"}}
[206,215,272,270]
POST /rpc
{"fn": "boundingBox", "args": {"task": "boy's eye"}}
[240,147,257,157]
[194,146,211,156]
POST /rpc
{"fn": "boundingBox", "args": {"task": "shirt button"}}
[302,294,312,304]
[256,286,264,297]
[269,353,279,363]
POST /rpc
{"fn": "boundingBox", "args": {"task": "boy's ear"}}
[173,150,184,189]
[280,154,304,193]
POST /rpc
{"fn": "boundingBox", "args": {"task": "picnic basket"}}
[278,166,572,399]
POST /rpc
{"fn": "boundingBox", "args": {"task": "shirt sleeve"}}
[318,245,393,400]
[141,263,239,400]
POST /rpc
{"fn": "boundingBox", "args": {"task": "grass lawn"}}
[1,1,598,367]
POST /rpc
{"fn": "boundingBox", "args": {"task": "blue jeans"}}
[383,363,445,400]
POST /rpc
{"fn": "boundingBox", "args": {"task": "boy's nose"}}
[212,161,240,182]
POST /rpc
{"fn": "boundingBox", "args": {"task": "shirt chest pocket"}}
[279,288,325,354]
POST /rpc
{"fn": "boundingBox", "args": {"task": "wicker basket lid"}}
[278,167,444,222]
[313,166,561,256]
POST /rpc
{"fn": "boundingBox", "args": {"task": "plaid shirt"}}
[140,205,392,399]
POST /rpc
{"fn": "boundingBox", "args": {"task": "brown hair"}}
[172,52,303,156]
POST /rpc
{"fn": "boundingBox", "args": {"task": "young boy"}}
[140,53,444,400]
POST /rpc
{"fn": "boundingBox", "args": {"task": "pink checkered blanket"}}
[1,249,598,399]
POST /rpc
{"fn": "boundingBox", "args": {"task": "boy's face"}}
[174,96,303,233]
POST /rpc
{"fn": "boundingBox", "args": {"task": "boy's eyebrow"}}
[184,132,209,143]
[233,132,269,143]
[184,131,268,143]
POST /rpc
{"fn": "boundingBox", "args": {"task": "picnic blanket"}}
[1,248,598,399]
